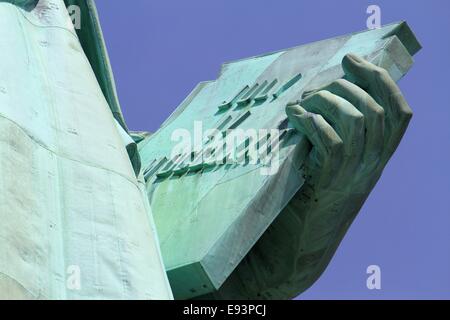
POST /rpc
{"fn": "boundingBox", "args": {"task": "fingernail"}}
[346,53,363,64]
[285,102,305,116]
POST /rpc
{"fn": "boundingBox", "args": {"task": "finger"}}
[303,79,384,166]
[300,90,365,167]
[286,103,343,186]
[342,53,413,159]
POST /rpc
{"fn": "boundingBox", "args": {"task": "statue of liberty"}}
[0,0,419,299]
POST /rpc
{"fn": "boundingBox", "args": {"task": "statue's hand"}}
[209,54,413,300]
[266,53,413,298]
[287,53,412,206]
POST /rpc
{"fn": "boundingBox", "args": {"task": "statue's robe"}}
[0,0,172,299]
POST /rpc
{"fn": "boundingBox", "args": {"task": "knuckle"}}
[372,104,385,121]
[352,110,364,120]
[314,90,333,101]
[348,110,364,124]
[400,107,413,122]
[331,78,348,90]
[342,99,364,123]
[373,104,384,117]
[315,90,340,109]
[351,112,365,130]
[373,67,389,79]
[328,137,344,155]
